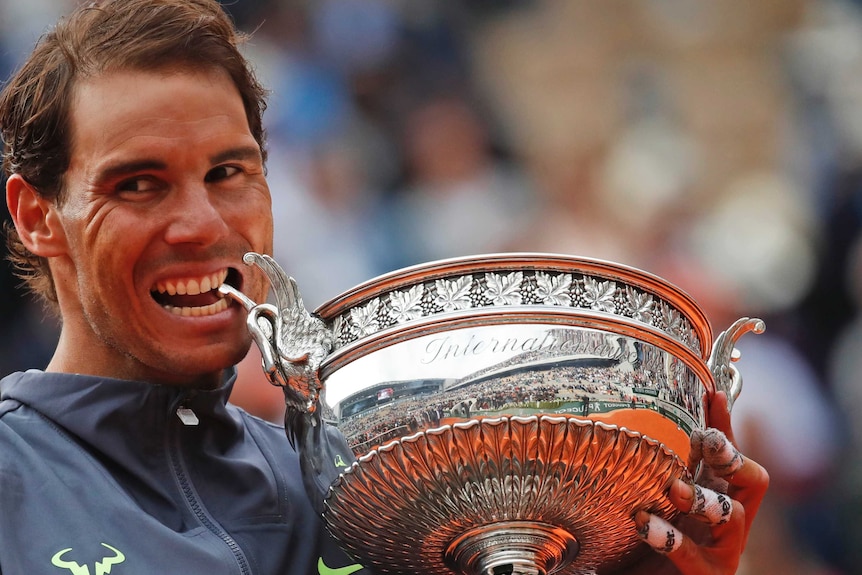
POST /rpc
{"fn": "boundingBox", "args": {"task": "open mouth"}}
[151,268,241,317]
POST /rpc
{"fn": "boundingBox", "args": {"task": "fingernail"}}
[671,478,694,503]
[633,510,650,537]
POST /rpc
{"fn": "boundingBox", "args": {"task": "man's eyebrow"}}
[98,159,167,181]
[94,146,261,181]
[210,146,262,165]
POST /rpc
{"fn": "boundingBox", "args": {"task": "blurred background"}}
[1,0,860,573]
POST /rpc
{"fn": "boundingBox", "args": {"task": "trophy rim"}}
[314,252,714,359]
[318,306,716,398]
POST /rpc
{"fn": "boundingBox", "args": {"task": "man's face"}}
[51,67,274,387]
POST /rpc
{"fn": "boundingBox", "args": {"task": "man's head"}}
[1,0,276,387]
[0,0,268,309]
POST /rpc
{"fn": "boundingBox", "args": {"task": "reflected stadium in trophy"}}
[220,252,764,575]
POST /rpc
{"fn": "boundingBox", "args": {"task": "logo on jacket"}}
[318,557,363,575]
[51,543,126,575]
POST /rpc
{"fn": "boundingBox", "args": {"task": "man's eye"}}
[116,177,159,194]
[205,165,241,182]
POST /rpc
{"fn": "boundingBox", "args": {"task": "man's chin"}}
[160,345,253,388]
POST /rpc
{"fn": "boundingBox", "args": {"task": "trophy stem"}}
[445,521,580,575]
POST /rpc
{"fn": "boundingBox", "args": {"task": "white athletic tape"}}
[637,514,683,555]
[691,428,743,478]
[690,485,733,525]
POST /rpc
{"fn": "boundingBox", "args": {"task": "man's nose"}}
[162,185,230,246]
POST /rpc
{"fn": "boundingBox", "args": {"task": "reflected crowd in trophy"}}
[0,0,859,573]
[335,326,708,455]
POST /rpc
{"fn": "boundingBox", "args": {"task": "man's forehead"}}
[71,65,236,102]
[68,67,248,151]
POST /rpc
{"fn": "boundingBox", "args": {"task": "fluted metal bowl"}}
[302,253,762,575]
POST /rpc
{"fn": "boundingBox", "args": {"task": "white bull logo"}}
[51,543,126,575]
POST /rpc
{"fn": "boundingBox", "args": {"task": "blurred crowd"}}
[2,0,862,573]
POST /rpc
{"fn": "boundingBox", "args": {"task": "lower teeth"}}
[164,298,229,317]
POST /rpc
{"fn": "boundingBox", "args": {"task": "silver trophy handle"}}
[219,254,354,513]
[220,253,332,416]
[217,285,284,394]
[707,317,766,410]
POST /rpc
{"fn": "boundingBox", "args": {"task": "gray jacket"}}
[0,369,369,575]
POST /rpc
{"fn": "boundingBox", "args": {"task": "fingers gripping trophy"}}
[220,252,765,575]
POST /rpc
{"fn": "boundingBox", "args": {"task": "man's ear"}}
[6,173,67,257]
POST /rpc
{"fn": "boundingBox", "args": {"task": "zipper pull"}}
[176,406,200,426]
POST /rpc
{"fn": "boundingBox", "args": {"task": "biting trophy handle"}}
[219,254,354,514]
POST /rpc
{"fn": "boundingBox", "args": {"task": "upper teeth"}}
[155,269,229,296]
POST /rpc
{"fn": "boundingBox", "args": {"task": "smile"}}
[151,269,235,317]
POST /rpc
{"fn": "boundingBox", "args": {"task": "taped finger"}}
[690,484,733,525]
[696,464,731,494]
[691,428,743,478]
[635,512,683,555]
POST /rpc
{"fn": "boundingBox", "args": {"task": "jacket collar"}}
[0,368,240,455]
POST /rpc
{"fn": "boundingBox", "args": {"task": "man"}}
[0,1,368,573]
[0,0,767,574]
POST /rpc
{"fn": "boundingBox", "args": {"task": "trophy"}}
[220,252,764,575]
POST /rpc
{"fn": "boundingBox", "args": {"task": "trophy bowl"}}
[226,252,764,575]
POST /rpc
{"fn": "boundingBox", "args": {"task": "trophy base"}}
[446,520,579,575]
[324,415,686,575]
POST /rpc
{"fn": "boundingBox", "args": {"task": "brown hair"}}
[0,0,269,308]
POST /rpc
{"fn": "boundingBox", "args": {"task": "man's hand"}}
[617,391,770,575]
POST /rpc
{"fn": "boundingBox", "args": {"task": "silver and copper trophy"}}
[220,252,763,575]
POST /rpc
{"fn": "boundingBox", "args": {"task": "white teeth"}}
[165,297,229,317]
[154,269,231,316]
[156,269,229,298]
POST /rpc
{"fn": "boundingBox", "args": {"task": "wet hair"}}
[0,0,268,308]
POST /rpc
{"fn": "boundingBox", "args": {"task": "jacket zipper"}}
[168,399,253,575]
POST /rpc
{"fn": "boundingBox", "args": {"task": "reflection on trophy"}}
[220,252,764,575]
